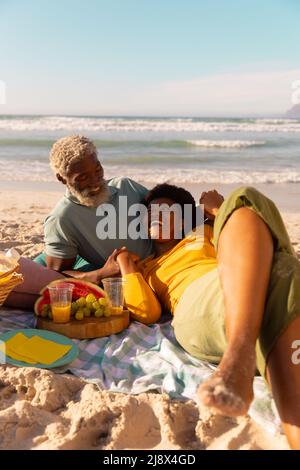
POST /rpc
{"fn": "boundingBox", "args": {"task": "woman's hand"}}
[116,247,140,263]
[116,248,140,275]
[200,190,224,220]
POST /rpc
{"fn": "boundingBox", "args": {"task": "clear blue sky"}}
[0,0,299,116]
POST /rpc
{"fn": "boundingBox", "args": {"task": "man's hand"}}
[62,250,121,284]
[98,249,122,279]
[199,190,224,220]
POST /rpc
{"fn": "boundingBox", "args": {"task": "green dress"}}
[172,186,300,378]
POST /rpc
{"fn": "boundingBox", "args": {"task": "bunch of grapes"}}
[72,294,110,321]
[40,304,53,319]
[40,294,110,321]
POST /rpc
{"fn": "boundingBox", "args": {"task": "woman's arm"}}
[117,251,162,324]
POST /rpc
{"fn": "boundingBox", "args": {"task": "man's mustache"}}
[75,181,107,197]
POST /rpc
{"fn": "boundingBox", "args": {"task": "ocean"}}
[0,115,300,185]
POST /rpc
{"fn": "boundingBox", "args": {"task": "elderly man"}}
[35,135,152,283]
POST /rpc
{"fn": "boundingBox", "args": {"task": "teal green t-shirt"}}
[44,177,153,266]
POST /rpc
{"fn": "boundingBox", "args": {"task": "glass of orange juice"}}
[102,277,125,315]
[48,284,74,323]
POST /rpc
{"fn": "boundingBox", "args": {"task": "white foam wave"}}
[187,140,266,148]
[1,160,299,185]
[105,167,300,184]
[254,118,298,124]
[0,116,300,133]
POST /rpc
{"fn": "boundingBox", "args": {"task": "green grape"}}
[99,297,108,306]
[86,293,97,304]
[83,307,91,317]
[103,307,111,317]
[94,308,104,318]
[76,296,86,307]
[41,305,50,317]
[75,309,84,321]
[86,302,94,311]
[92,301,100,311]
[71,301,78,314]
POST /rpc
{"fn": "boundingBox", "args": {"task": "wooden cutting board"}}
[36,310,130,339]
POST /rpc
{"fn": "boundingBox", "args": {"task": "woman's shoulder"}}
[183,223,214,242]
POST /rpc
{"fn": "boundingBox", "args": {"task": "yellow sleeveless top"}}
[123,225,217,323]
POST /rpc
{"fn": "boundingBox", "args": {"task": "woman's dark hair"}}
[143,183,197,236]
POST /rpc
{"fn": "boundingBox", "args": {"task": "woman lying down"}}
[115,184,300,450]
[5,184,300,449]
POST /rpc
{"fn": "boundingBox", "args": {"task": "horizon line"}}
[0,112,291,119]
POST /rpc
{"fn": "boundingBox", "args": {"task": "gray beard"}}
[69,180,110,208]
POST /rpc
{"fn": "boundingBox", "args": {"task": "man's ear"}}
[56,173,67,185]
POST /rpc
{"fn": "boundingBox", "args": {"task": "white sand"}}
[1,187,298,450]
[0,367,288,450]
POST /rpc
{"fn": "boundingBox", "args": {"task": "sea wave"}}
[253,118,298,124]
[0,160,299,184]
[101,167,300,184]
[186,140,266,148]
[0,116,300,133]
[0,137,268,150]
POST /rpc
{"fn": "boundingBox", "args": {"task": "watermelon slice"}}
[34,278,106,316]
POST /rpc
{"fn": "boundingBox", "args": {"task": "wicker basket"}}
[0,265,24,307]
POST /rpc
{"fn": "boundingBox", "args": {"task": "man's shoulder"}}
[108,177,148,197]
[45,195,77,225]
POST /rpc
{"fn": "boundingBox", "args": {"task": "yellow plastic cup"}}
[102,277,125,315]
[48,284,74,323]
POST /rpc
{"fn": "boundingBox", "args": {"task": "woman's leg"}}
[198,206,274,416]
[266,316,300,449]
[4,257,64,309]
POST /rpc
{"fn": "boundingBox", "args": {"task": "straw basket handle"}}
[0,264,20,280]
[0,267,23,307]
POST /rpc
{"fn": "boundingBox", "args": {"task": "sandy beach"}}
[0,367,288,450]
[0,183,299,450]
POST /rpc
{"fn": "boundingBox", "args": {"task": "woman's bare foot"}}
[197,346,256,417]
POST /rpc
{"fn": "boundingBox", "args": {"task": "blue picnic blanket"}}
[0,308,281,436]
